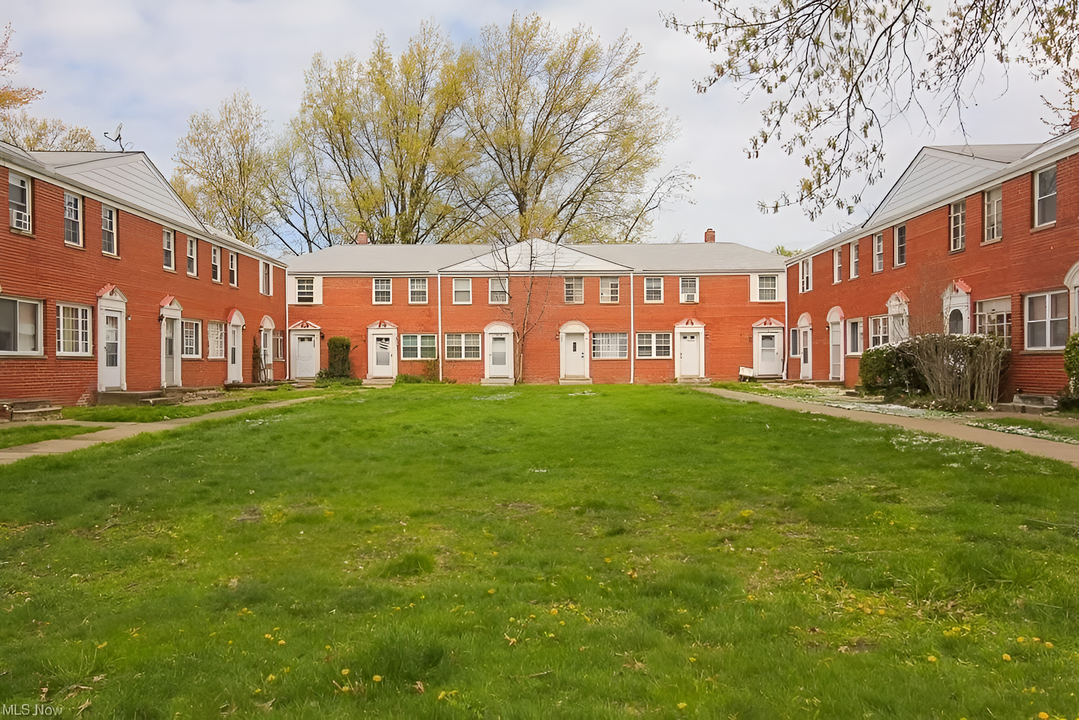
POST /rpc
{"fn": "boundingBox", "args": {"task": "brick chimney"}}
[355,231,368,244]
[1071,113,1079,132]
[704,228,715,243]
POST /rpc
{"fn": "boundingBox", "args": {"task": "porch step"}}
[139,396,180,407]
[362,378,395,388]
[480,377,515,386]
[98,390,162,406]
[997,394,1058,414]
[11,405,63,422]
[676,376,712,385]
[559,377,593,386]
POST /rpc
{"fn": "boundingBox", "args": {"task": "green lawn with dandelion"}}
[2,385,1078,718]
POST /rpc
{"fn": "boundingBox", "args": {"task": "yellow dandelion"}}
[373,675,382,682]
[689,657,697,662]
[278,639,285,645]
[1038,713,1049,719]
[550,608,558,615]
[927,655,937,663]
[341,669,350,676]
[267,674,276,682]
[677,702,688,710]
[877,609,886,616]
[264,634,273,639]
[1002,653,1012,661]
[1033,637,1042,643]
[488,589,496,595]
[1018,636,1026,643]
[604,558,612,563]
[1045,641,1054,648]
[509,617,515,622]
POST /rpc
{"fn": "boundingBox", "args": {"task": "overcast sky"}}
[4,0,1066,254]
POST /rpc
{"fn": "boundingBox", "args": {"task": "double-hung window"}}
[409,278,428,304]
[847,319,862,355]
[260,261,272,295]
[101,205,117,255]
[64,193,82,246]
[600,277,619,303]
[0,297,40,354]
[488,277,508,304]
[894,225,907,266]
[296,277,315,303]
[228,252,238,286]
[975,297,1011,340]
[1025,291,1068,349]
[850,242,859,279]
[187,238,198,275]
[273,331,285,361]
[873,233,884,272]
[758,274,778,301]
[869,315,890,348]
[592,332,628,359]
[644,277,663,303]
[181,319,202,358]
[373,278,392,304]
[800,258,813,291]
[55,303,92,356]
[1035,166,1057,226]
[789,328,800,357]
[680,277,699,303]
[984,187,1003,242]
[445,333,480,360]
[833,248,842,283]
[636,332,672,359]
[163,229,175,270]
[453,278,472,304]
[564,277,583,304]
[207,321,226,359]
[211,247,221,282]
[402,333,437,359]
[950,200,966,251]
[8,172,31,232]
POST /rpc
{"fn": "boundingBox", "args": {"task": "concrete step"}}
[139,396,181,407]
[362,378,395,388]
[1014,393,1057,408]
[98,390,162,406]
[11,406,63,422]
[559,377,593,385]
[676,377,712,385]
[480,377,515,386]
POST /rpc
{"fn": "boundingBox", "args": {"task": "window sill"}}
[599,301,620,305]
[64,242,85,250]
[181,356,202,361]
[1032,221,1057,233]
[0,353,46,359]
[643,300,664,304]
[8,228,35,239]
[981,237,1003,246]
[188,273,199,279]
[409,301,430,306]
[636,356,673,361]
[57,353,94,359]
[592,357,629,361]
[163,267,177,274]
[894,262,906,268]
[949,247,966,255]
[103,252,121,260]
[444,358,482,362]
[1021,348,1064,355]
[451,302,472,306]
[846,352,863,358]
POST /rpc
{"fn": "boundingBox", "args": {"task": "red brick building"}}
[286,234,786,385]
[785,122,1079,399]
[0,142,287,406]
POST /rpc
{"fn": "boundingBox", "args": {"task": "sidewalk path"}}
[699,388,1079,467]
[0,396,324,466]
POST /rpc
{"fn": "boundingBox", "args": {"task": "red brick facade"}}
[0,153,287,406]
[786,135,1079,398]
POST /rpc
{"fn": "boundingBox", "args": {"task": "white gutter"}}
[629,272,635,384]
[437,273,444,382]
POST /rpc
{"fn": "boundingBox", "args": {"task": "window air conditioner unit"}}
[10,209,30,232]
[683,293,697,303]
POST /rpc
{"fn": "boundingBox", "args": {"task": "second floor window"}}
[680,277,699,303]
[833,248,842,283]
[873,233,884,272]
[453,278,472,304]
[211,247,220,281]
[758,275,777,301]
[489,277,508,304]
[187,238,198,275]
[101,206,116,255]
[64,193,82,246]
[9,173,30,232]
[950,200,966,251]
[984,187,1003,242]
[600,277,619,303]
[228,252,238,286]
[163,229,175,270]
[296,277,314,303]
[373,278,392,304]
[850,242,859,279]
[1035,166,1057,226]
[644,277,663,302]
[410,278,427,304]
[565,277,583,304]
[895,225,907,266]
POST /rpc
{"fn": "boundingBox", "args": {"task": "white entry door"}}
[489,335,510,378]
[800,329,812,380]
[164,318,178,387]
[757,331,782,377]
[372,335,394,377]
[295,335,317,378]
[101,311,123,389]
[228,325,243,383]
[563,332,586,377]
[679,333,700,377]
[830,322,842,380]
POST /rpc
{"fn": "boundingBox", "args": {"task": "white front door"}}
[489,335,510,378]
[228,325,243,383]
[757,331,782,377]
[372,335,394,377]
[800,329,812,379]
[260,329,274,382]
[679,333,700,377]
[563,332,586,377]
[830,322,842,380]
[295,335,317,378]
[163,318,178,387]
[101,311,123,389]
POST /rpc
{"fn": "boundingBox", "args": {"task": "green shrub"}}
[858,344,926,398]
[319,336,352,379]
[396,373,425,384]
[1057,334,1079,409]
[903,333,1010,406]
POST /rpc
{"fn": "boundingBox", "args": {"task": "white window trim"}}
[800,258,813,292]
[592,332,629,360]
[679,276,699,304]
[410,277,428,305]
[755,274,779,302]
[373,277,393,305]
[55,302,92,357]
[869,315,890,348]
[0,295,42,356]
[846,318,863,356]
[8,172,31,233]
[488,277,508,305]
[181,319,202,359]
[600,277,620,304]
[894,225,907,267]
[64,193,82,247]
[643,277,664,303]
[296,277,316,304]
[983,187,1003,243]
[163,229,175,271]
[833,248,842,284]
[873,233,884,273]
[1024,290,1068,350]
[636,332,672,359]
[187,238,198,276]
[850,242,859,279]
[207,321,226,360]
[101,205,117,256]
[974,296,1012,340]
[1034,166,1057,227]
[453,278,472,305]
[564,277,584,304]
[401,333,438,360]
[950,200,966,252]
[228,252,238,287]
[445,332,481,360]
[211,247,221,282]
[789,328,800,357]
[260,260,273,296]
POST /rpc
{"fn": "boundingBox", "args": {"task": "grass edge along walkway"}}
[701,387,1079,467]
[0,395,327,466]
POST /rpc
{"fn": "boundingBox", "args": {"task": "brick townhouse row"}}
[785,117,1079,398]
[0,141,287,406]
[283,232,787,385]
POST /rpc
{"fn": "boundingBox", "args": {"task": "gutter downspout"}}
[629,272,635,384]
[285,269,291,380]
[783,265,790,380]
[437,273,444,382]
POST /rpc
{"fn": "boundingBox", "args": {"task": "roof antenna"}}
[104,123,130,152]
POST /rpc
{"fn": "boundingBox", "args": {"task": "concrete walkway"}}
[0,396,324,466]
[699,388,1079,467]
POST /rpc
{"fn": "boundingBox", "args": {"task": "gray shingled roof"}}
[582,242,785,273]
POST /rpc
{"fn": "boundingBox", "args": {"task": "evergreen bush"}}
[319,336,352,379]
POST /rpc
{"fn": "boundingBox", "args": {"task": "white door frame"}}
[559,321,590,380]
[159,297,183,388]
[827,306,844,382]
[674,320,706,379]
[259,315,275,382]
[227,309,245,384]
[798,312,812,380]
[289,321,321,380]
[367,322,398,379]
[752,327,784,377]
[484,321,514,381]
[97,285,128,392]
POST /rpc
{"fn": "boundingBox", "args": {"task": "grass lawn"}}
[710,380,829,400]
[2,385,1078,718]
[60,385,326,423]
[0,423,100,450]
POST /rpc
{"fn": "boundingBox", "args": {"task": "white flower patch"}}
[890,433,945,451]
[472,393,519,401]
[966,421,1079,445]
[566,390,598,397]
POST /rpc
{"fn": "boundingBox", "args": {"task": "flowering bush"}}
[858,343,926,398]
[901,333,1010,406]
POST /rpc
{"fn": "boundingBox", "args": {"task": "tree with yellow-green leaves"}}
[0,24,40,116]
